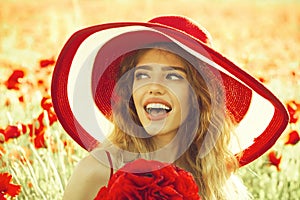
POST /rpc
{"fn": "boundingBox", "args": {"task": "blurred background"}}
[0,0,299,199]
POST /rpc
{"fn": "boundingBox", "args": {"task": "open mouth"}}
[144,103,172,120]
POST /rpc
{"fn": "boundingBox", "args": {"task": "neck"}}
[151,132,179,163]
[153,136,172,149]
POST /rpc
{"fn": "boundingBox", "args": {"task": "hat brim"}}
[51,22,289,166]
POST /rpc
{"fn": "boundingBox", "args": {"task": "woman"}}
[51,16,289,200]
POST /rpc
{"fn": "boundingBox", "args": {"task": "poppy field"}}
[0,0,299,199]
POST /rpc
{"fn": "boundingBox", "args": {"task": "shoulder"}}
[62,153,112,200]
[75,153,111,180]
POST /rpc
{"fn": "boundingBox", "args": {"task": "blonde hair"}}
[105,43,251,200]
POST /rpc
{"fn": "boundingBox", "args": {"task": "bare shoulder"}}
[62,153,111,200]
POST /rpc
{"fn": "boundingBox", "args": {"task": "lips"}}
[143,98,172,121]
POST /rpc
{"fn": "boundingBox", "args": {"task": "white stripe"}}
[229,92,275,154]
[67,26,152,141]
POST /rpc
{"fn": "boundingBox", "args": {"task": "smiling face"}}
[132,48,191,145]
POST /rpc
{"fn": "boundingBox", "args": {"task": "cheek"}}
[132,91,139,108]
[132,88,143,111]
[132,81,146,101]
[172,83,190,102]
[173,86,193,117]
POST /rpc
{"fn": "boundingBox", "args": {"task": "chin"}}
[144,126,164,136]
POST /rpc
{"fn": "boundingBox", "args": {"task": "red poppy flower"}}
[286,100,300,124]
[285,130,300,145]
[0,173,21,199]
[4,70,25,90]
[39,58,55,68]
[0,124,25,143]
[1,125,22,142]
[95,159,201,200]
[21,124,27,134]
[27,115,47,149]
[34,132,47,149]
[18,96,24,103]
[47,110,57,126]
[289,114,299,124]
[37,110,56,127]
[28,124,47,149]
[41,97,52,111]
[37,79,45,86]
[268,151,282,171]
[258,77,266,83]
[40,97,57,125]
[37,112,46,128]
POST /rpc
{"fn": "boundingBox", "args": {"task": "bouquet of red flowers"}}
[94,159,201,200]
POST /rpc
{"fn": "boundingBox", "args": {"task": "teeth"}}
[146,103,171,111]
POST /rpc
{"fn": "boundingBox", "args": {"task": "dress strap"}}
[105,151,114,179]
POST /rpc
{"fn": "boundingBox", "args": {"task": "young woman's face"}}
[132,49,191,144]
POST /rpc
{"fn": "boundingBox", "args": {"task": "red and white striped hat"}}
[51,15,288,166]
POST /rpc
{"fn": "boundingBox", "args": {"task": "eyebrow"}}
[135,65,187,74]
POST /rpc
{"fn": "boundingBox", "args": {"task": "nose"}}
[148,83,166,95]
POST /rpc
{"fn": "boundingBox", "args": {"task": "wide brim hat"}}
[51,15,289,166]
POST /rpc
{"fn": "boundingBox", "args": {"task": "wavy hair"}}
[105,42,251,200]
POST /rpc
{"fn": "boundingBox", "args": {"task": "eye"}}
[166,73,184,80]
[135,72,150,80]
